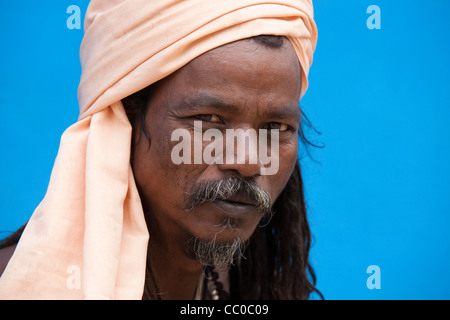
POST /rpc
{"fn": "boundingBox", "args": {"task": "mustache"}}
[183,175,272,214]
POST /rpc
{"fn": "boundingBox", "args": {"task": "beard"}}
[184,232,247,269]
[181,174,272,268]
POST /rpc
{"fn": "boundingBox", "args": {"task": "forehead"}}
[152,37,302,118]
[179,38,301,96]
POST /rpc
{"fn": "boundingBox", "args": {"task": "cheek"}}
[132,127,181,209]
[265,141,298,203]
[132,123,205,215]
[282,141,299,173]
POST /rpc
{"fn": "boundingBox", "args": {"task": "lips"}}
[220,195,256,206]
[211,198,256,218]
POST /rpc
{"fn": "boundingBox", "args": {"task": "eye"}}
[265,122,290,132]
[195,114,222,123]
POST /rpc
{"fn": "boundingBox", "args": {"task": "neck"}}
[145,217,204,300]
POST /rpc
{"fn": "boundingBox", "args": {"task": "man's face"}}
[132,38,301,262]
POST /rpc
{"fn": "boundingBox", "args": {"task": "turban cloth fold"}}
[0,0,317,299]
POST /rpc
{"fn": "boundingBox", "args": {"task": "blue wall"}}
[0,1,449,299]
[302,0,450,299]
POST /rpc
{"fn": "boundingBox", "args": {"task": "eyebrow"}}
[175,92,240,114]
[174,92,301,122]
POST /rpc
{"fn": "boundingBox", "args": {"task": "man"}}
[0,0,319,299]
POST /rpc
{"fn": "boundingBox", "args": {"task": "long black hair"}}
[232,159,322,299]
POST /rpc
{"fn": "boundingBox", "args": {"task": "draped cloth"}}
[0,0,317,299]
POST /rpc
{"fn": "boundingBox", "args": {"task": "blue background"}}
[0,1,449,299]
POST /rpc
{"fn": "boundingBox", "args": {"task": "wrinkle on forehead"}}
[168,37,302,101]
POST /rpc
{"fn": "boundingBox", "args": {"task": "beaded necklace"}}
[202,266,229,300]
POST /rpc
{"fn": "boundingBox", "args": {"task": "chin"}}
[196,216,259,245]
[184,230,248,269]
[186,202,263,244]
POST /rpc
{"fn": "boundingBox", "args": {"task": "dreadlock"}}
[231,159,322,299]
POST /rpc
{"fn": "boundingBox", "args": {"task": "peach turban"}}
[0,0,317,299]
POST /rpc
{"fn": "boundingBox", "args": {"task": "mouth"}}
[211,197,257,218]
[221,194,256,206]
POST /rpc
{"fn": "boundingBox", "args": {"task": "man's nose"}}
[216,131,263,178]
[217,157,263,178]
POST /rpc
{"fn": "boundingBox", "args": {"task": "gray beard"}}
[181,174,273,268]
[185,234,246,269]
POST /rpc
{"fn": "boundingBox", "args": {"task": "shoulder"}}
[0,244,16,277]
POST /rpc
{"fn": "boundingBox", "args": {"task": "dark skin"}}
[0,38,302,298]
[133,38,301,299]
[0,245,15,277]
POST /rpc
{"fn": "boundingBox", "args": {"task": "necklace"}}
[144,262,229,300]
[203,266,229,300]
